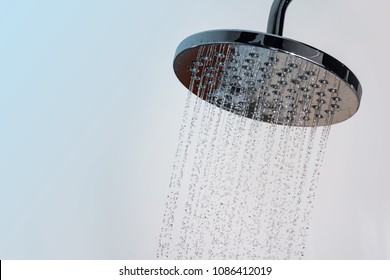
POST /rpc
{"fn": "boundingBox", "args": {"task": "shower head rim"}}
[174,29,362,104]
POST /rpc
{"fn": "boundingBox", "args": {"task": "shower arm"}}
[266,0,293,36]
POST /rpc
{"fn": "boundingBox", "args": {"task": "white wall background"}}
[0,0,388,259]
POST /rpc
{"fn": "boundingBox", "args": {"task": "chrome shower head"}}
[173,0,362,127]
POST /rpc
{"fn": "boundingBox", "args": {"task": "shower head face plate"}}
[173,30,362,126]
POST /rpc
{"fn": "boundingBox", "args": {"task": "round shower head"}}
[173,1,362,127]
[173,30,361,127]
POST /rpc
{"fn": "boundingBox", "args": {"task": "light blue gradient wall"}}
[0,0,178,258]
[0,0,389,259]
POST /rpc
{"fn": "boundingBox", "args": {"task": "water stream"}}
[157,45,333,260]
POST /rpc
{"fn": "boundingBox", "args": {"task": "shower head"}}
[173,0,362,127]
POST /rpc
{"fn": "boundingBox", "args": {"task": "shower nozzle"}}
[173,0,362,127]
